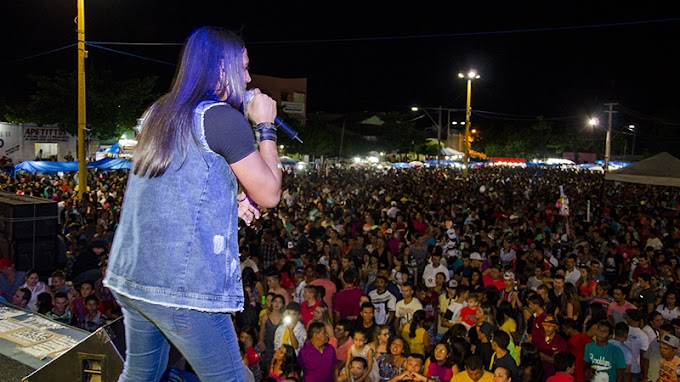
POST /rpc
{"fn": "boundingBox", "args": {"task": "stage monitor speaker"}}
[12,237,57,277]
[0,192,58,241]
[22,317,185,382]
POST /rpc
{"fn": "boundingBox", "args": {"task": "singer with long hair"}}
[104,26,282,382]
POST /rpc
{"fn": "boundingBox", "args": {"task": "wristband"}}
[255,122,277,142]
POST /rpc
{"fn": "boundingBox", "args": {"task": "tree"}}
[5,69,159,140]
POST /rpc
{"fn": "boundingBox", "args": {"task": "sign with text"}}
[23,128,70,142]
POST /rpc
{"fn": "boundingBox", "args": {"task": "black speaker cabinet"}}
[0,192,58,241]
[21,317,185,382]
[21,318,125,382]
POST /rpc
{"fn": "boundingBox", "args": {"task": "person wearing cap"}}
[658,333,680,382]
[0,258,25,303]
[584,320,626,382]
[386,201,400,219]
[436,279,459,341]
[537,314,569,379]
[643,323,679,382]
[499,272,521,310]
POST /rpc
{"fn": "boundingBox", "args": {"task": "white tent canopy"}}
[605,152,680,187]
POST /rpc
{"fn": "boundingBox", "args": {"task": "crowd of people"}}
[2,163,680,382]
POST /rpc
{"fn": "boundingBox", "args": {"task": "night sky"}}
[2,2,679,153]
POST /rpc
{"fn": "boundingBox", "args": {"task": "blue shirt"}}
[584,342,626,382]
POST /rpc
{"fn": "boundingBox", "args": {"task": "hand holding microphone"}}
[245,89,303,143]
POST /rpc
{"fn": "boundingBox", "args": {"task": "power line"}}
[87,17,680,46]
[0,44,76,65]
[85,43,176,66]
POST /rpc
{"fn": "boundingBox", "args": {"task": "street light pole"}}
[459,70,479,180]
[77,0,87,199]
[437,106,442,167]
[603,102,618,171]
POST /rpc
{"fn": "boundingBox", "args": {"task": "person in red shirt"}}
[546,351,576,382]
[309,264,337,314]
[334,269,364,322]
[527,293,547,348]
[273,254,296,293]
[537,314,569,379]
[300,285,322,325]
[482,264,505,291]
[238,326,260,372]
[561,318,591,382]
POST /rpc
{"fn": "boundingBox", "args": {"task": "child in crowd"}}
[77,295,106,332]
[458,294,479,330]
[345,328,374,379]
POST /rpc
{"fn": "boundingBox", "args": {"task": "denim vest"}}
[104,101,244,312]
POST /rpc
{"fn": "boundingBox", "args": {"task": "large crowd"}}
[2,164,680,382]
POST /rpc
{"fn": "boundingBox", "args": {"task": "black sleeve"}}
[203,104,257,164]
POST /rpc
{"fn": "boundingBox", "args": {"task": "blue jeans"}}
[115,293,246,382]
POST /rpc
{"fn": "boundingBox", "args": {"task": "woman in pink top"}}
[424,342,455,381]
[268,344,299,382]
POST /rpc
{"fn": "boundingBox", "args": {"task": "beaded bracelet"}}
[255,122,277,142]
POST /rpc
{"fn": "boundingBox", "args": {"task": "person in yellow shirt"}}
[450,355,494,382]
[658,333,680,382]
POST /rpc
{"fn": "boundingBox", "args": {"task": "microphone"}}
[245,91,303,143]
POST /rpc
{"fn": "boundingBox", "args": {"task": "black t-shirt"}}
[493,352,519,382]
[203,104,256,164]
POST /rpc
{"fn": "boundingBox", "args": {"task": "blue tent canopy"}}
[14,158,132,174]
[14,161,79,173]
[89,157,132,170]
[104,142,120,156]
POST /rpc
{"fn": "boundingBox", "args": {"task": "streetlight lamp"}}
[458,70,480,179]
[628,125,636,156]
[588,117,610,170]
[411,106,443,166]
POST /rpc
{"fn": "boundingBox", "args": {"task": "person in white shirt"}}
[386,201,400,219]
[624,308,650,380]
[368,276,397,327]
[394,282,423,333]
[564,254,581,285]
[274,302,307,354]
[422,250,449,288]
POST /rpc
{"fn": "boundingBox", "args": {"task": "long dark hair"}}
[587,303,608,332]
[520,342,545,382]
[134,26,247,177]
[450,337,468,371]
[409,310,426,338]
[278,344,300,378]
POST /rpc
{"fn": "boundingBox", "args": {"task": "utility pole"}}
[463,78,472,179]
[77,0,87,199]
[437,106,442,167]
[603,102,618,171]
